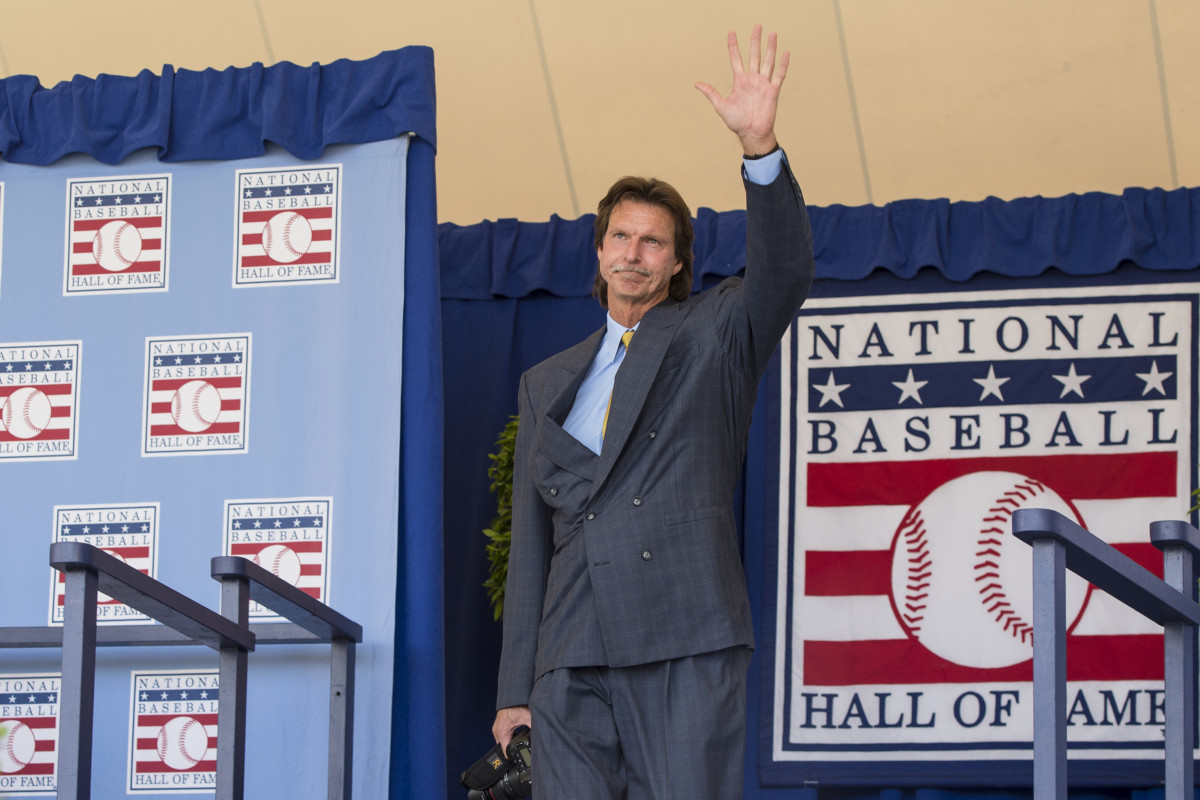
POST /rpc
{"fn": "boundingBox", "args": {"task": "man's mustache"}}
[611,264,650,277]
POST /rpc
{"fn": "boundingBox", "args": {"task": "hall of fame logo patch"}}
[0,341,81,462]
[234,165,341,287]
[769,284,1196,778]
[142,334,250,456]
[0,674,60,797]
[50,503,159,625]
[65,174,170,295]
[223,498,332,619]
[127,670,218,794]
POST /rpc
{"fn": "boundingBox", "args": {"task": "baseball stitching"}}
[3,388,50,438]
[898,508,931,634]
[158,717,203,768]
[4,721,34,769]
[92,221,139,270]
[973,477,1046,644]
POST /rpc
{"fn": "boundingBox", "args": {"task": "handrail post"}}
[216,574,252,800]
[57,566,99,800]
[1030,537,1068,800]
[328,638,356,799]
[1151,520,1199,800]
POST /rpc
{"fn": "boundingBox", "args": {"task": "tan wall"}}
[1,0,1196,225]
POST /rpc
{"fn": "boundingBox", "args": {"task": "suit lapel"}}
[591,301,686,495]
[534,327,604,476]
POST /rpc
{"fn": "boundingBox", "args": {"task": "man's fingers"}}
[774,50,791,86]
[761,32,778,77]
[727,31,743,73]
[747,24,762,72]
[695,82,724,111]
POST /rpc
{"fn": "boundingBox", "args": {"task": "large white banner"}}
[767,278,1196,785]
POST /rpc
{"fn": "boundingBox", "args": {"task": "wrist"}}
[743,142,781,161]
[739,133,778,158]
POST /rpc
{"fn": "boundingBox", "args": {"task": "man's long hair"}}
[592,177,694,309]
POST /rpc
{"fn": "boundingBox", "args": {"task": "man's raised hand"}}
[695,25,789,157]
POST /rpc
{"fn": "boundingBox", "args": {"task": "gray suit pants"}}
[529,647,753,799]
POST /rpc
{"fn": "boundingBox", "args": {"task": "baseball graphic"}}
[253,544,303,586]
[91,219,143,272]
[170,380,222,433]
[261,211,313,263]
[890,471,1091,669]
[2,386,53,439]
[157,716,208,770]
[0,719,36,773]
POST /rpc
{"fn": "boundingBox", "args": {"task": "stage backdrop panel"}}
[439,185,1200,799]
[0,49,443,799]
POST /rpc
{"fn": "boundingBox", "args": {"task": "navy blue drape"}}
[438,186,1200,800]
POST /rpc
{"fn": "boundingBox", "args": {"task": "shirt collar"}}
[602,313,639,363]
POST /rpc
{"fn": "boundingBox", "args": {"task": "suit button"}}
[586,512,595,521]
[648,430,657,439]
[632,497,642,506]
[549,487,558,496]
[642,550,653,561]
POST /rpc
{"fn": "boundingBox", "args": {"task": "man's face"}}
[597,200,682,312]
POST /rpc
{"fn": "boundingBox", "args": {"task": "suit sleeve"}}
[740,152,815,376]
[495,371,552,709]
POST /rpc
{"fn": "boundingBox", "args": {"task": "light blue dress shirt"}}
[562,149,784,454]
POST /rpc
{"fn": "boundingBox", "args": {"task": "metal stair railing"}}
[0,542,362,800]
[1012,508,1200,800]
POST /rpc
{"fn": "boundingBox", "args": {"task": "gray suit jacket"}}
[497,160,814,709]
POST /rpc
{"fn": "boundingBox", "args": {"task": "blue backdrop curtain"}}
[439,185,1200,799]
[1,48,444,799]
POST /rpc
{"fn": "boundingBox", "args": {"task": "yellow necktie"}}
[602,330,635,437]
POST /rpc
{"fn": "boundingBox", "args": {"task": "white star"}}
[140,692,148,701]
[214,355,222,363]
[121,525,129,533]
[253,520,262,528]
[892,368,928,405]
[813,371,850,408]
[1052,362,1091,399]
[75,198,83,206]
[244,189,253,198]
[285,187,293,195]
[304,186,312,194]
[174,356,183,365]
[155,357,163,366]
[233,520,242,529]
[274,519,283,528]
[200,691,209,699]
[102,525,110,534]
[161,692,169,700]
[134,195,142,203]
[264,188,273,196]
[180,691,188,699]
[974,365,1010,402]
[194,355,203,364]
[293,518,302,527]
[114,196,123,205]
[1136,360,1173,396]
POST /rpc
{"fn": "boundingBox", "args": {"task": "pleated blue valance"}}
[0,46,435,165]
[438,185,1200,296]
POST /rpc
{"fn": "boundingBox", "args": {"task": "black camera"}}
[460,725,532,799]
